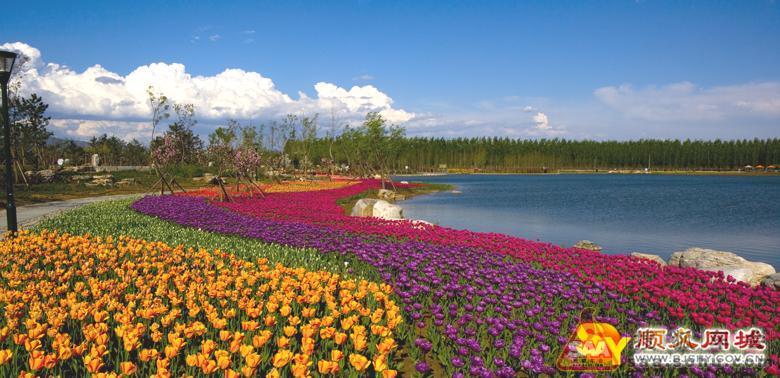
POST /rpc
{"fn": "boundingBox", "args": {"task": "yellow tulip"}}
[349,353,371,372]
[0,349,13,365]
[317,360,338,374]
[245,352,262,369]
[272,349,293,368]
[283,326,297,337]
[373,354,388,372]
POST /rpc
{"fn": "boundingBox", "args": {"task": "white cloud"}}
[532,112,550,130]
[49,119,150,141]
[208,34,221,42]
[405,106,566,138]
[242,30,256,35]
[594,81,780,122]
[1,42,414,141]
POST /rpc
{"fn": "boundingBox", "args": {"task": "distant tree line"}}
[290,137,780,172]
[4,83,779,180]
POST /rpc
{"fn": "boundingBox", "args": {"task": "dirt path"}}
[0,193,149,230]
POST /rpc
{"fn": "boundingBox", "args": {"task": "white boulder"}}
[669,247,776,286]
[372,200,404,220]
[351,198,379,217]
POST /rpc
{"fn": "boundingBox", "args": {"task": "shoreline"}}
[390,179,778,282]
[395,170,780,177]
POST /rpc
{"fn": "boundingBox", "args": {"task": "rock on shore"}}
[669,247,776,286]
[373,200,404,220]
[573,240,602,252]
[761,273,780,290]
[351,198,404,220]
[351,199,379,217]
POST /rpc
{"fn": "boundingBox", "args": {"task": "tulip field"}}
[3,178,779,376]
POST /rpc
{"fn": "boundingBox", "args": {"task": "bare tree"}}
[146,86,170,142]
[299,114,318,175]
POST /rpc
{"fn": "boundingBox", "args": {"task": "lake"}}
[396,174,780,268]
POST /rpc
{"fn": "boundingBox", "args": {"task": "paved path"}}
[0,193,148,230]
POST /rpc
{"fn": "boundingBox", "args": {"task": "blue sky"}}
[2,0,779,141]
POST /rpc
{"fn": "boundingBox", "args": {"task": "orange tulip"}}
[349,353,371,372]
[202,339,217,355]
[283,326,297,337]
[0,349,13,365]
[240,366,256,378]
[84,355,105,373]
[252,331,272,348]
[376,337,398,354]
[28,350,45,371]
[373,354,388,372]
[276,336,290,348]
[24,339,42,352]
[201,359,218,374]
[139,348,159,362]
[239,344,254,357]
[120,361,137,375]
[272,349,292,368]
[245,352,261,369]
[217,354,231,370]
[43,354,58,369]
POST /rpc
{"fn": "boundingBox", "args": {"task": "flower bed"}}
[180,179,358,201]
[218,180,780,332]
[0,230,402,377]
[130,180,780,376]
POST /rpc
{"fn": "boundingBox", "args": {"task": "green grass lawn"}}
[337,182,453,214]
[5,170,213,206]
[33,198,379,281]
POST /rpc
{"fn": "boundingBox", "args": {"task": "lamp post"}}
[0,50,18,233]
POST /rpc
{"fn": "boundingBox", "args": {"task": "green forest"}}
[288,137,780,173]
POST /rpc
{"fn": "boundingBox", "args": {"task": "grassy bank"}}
[337,182,453,214]
[34,198,378,281]
[400,169,780,176]
[5,170,214,206]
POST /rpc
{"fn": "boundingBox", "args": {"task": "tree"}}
[147,86,170,142]
[299,114,318,175]
[162,103,203,164]
[170,103,203,163]
[207,121,239,177]
[8,94,52,169]
[124,139,149,165]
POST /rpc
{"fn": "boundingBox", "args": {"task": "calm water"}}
[396,174,780,268]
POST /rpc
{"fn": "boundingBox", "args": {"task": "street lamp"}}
[0,50,18,233]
